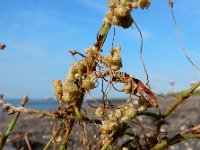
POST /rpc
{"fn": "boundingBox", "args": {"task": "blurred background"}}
[0,0,200,100]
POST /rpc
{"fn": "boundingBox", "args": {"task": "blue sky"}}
[0,0,200,99]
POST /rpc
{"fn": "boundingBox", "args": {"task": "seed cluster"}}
[98,99,147,143]
[53,59,97,105]
[85,46,122,70]
[105,0,150,28]
[105,46,122,70]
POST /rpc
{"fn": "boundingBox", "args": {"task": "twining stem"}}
[162,81,200,118]
[0,95,28,150]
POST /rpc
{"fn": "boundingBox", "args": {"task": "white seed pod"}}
[114,6,130,18]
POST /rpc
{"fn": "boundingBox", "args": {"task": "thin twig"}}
[24,133,32,150]
[132,21,150,88]
[0,98,53,117]
[168,0,200,72]
[0,95,29,150]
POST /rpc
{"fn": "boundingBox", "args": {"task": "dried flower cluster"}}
[98,99,147,143]
[105,0,150,28]
[53,60,97,105]
[1,0,200,149]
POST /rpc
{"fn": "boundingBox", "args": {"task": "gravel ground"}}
[0,95,200,150]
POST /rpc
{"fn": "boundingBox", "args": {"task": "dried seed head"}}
[84,46,97,56]
[138,0,150,9]
[114,6,130,18]
[95,107,106,117]
[107,0,116,8]
[108,112,118,121]
[62,93,78,104]
[82,76,96,90]
[112,16,120,26]
[66,73,75,83]
[122,82,132,93]
[62,93,71,103]
[119,14,134,28]
[111,46,121,56]
[100,120,112,134]
[133,98,145,108]
[63,83,79,95]
[53,80,63,101]
[131,2,139,8]
[104,46,122,70]
[74,62,86,73]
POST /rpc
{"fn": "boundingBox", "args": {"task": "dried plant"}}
[0,43,6,50]
[1,0,200,150]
